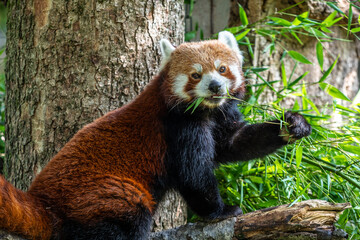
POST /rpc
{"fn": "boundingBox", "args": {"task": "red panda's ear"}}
[218,31,244,66]
[159,39,175,69]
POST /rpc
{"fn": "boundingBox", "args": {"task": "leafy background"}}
[208,2,360,239]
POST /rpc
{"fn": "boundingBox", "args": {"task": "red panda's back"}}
[27,76,167,225]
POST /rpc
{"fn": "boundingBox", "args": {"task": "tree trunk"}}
[5,0,186,231]
[229,0,360,108]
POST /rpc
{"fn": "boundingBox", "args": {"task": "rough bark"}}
[229,0,360,108]
[150,200,350,240]
[152,190,188,232]
[5,0,186,231]
[1,200,349,240]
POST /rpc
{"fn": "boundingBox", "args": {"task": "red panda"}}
[0,31,311,240]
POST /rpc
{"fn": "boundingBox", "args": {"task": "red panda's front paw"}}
[203,204,242,222]
[281,111,312,143]
[220,204,243,219]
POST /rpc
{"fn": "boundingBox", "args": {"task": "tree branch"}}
[150,200,351,240]
[0,200,351,240]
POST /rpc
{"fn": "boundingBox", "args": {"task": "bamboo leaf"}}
[348,4,353,37]
[341,145,360,155]
[256,29,279,37]
[281,62,287,87]
[238,4,248,26]
[351,27,360,33]
[248,176,264,184]
[289,183,311,207]
[192,98,204,113]
[352,89,360,107]
[224,25,245,34]
[293,99,300,111]
[245,37,254,60]
[320,26,333,33]
[227,187,241,200]
[270,41,275,55]
[240,180,243,204]
[319,83,351,101]
[250,67,269,73]
[322,11,337,26]
[255,72,277,92]
[319,56,339,82]
[293,11,309,26]
[288,51,312,64]
[305,27,330,39]
[185,31,196,41]
[269,17,292,26]
[296,145,303,168]
[185,97,205,113]
[281,50,288,62]
[298,17,320,24]
[326,2,345,15]
[291,31,303,45]
[235,29,251,41]
[288,71,309,88]
[328,17,343,26]
[292,17,302,26]
[289,62,298,83]
[302,83,308,109]
[304,97,320,115]
[335,104,358,114]
[316,42,324,71]
[185,0,195,16]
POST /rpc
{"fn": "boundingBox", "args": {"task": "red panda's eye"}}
[191,73,201,79]
[219,66,226,73]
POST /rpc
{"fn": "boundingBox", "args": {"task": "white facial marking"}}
[202,98,226,108]
[229,64,242,89]
[195,70,230,98]
[193,63,203,73]
[173,74,190,100]
[214,59,221,69]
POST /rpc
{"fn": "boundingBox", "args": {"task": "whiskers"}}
[217,104,227,119]
[166,94,186,112]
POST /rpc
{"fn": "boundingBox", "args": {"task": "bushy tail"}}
[0,175,52,240]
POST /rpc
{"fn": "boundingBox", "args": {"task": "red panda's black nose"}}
[209,80,222,94]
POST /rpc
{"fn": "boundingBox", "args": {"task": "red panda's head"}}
[159,31,244,109]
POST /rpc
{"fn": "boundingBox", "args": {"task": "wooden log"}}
[0,200,351,240]
[150,200,351,240]
[233,199,350,240]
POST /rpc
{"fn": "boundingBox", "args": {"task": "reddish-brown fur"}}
[0,176,52,239]
[0,39,246,239]
[1,73,167,239]
[163,40,243,105]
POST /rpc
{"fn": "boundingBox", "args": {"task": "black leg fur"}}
[57,212,152,240]
[213,102,311,163]
[163,101,310,222]
[164,109,242,220]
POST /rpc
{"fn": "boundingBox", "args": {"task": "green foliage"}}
[185,97,204,114]
[184,1,205,41]
[214,2,360,238]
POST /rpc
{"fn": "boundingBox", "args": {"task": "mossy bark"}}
[6,0,186,231]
